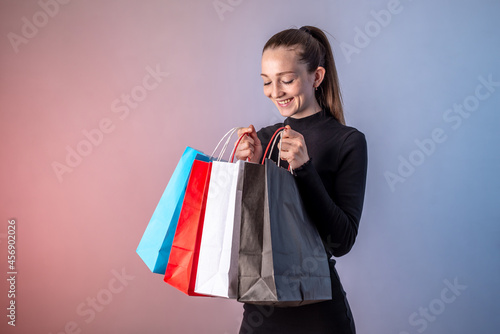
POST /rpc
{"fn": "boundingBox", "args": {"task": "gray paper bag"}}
[238,159,332,306]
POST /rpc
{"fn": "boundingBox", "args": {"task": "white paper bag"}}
[194,159,244,298]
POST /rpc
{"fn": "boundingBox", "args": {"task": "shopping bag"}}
[164,159,212,295]
[237,158,332,306]
[194,158,245,298]
[136,147,209,274]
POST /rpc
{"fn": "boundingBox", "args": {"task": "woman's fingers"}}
[234,126,258,161]
[280,138,304,153]
[282,125,303,140]
[247,125,262,146]
[278,126,309,168]
[237,125,256,138]
[234,124,262,163]
[239,138,255,155]
[234,137,253,160]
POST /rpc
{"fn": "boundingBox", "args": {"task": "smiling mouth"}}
[277,97,293,106]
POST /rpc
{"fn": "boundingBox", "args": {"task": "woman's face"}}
[261,46,321,119]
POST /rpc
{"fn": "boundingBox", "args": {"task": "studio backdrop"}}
[0,0,499,333]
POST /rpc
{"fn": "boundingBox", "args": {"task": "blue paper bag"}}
[136,147,210,274]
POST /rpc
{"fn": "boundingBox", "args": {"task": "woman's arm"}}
[294,131,368,257]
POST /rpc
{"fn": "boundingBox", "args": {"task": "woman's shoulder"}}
[320,113,366,143]
[337,122,366,143]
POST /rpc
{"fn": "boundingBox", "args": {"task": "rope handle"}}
[260,126,293,173]
[211,127,242,162]
[261,127,285,164]
[229,133,248,163]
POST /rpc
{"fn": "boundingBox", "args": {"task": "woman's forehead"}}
[261,46,305,74]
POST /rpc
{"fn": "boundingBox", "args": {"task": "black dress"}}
[239,110,368,334]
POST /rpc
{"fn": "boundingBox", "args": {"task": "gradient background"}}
[1,0,499,333]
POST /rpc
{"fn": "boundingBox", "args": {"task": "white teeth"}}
[278,98,292,105]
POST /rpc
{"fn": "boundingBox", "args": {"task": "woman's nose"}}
[271,82,284,99]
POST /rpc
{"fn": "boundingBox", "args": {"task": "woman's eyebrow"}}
[260,71,296,77]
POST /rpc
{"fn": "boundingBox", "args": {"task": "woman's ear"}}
[314,66,326,88]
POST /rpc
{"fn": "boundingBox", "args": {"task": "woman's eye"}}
[283,79,294,85]
[263,82,271,86]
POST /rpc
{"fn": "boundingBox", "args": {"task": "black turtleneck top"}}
[257,110,368,258]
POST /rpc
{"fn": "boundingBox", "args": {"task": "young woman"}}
[234,26,368,334]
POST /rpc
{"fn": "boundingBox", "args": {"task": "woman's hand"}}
[279,125,310,169]
[234,125,263,163]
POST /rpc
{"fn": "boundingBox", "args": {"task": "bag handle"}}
[229,133,247,163]
[261,127,293,173]
[261,127,285,164]
[211,127,242,162]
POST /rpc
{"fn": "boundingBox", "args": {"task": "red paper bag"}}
[164,159,212,295]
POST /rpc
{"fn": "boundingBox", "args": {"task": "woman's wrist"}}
[292,158,312,176]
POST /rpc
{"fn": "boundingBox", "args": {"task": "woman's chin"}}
[276,106,296,118]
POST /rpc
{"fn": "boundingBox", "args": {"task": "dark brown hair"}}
[263,26,345,125]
